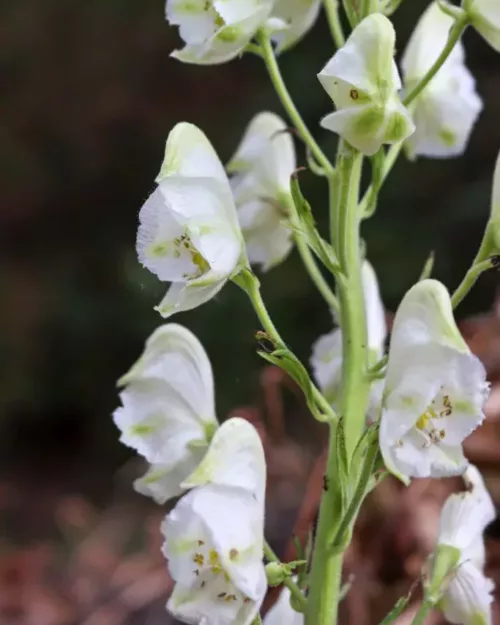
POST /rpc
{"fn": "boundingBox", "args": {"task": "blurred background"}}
[2,0,500,623]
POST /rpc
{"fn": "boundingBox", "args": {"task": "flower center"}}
[414,392,453,447]
[173,233,210,279]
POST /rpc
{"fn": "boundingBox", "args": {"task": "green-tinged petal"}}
[155,276,229,318]
[271,0,321,53]
[467,0,500,53]
[182,417,266,504]
[440,561,494,625]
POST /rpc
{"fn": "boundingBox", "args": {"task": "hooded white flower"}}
[227,112,296,271]
[401,2,482,159]
[464,0,500,54]
[163,418,267,625]
[311,261,386,408]
[137,122,245,318]
[264,585,304,625]
[270,0,322,52]
[379,280,489,483]
[434,479,495,625]
[166,0,273,65]
[318,14,415,155]
[113,324,217,503]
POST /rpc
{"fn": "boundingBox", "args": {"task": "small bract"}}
[228,112,296,271]
[379,280,489,483]
[137,122,245,318]
[402,2,482,159]
[113,323,217,503]
[318,14,414,155]
[166,0,273,64]
[163,418,267,625]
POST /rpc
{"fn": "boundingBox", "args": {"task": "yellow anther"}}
[193,553,204,567]
[209,550,220,566]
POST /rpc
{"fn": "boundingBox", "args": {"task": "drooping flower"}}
[163,418,267,625]
[166,0,273,65]
[227,112,296,271]
[137,122,246,318]
[401,2,482,159]
[311,260,386,407]
[379,280,489,483]
[113,323,217,503]
[432,473,495,625]
[318,13,415,155]
[270,0,322,52]
[264,585,304,625]
[464,0,500,54]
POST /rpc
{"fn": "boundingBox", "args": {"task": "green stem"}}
[359,142,403,218]
[403,15,469,107]
[336,147,370,458]
[264,542,308,612]
[257,31,334,177]
[323,0,345,48]
[451,258,494,309]
[239,270,337,422]
[411,600,434,625]
[305,424,344,625]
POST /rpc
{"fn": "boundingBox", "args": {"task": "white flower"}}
[379,280,489,483]
[113,323,217,503]
[401,2,482,159]
[311,261,386,407]
[137,122,245,318]
[227,112,296,271]
[434,483,495,625]
[264,585,304,625]
[163,418,267,625]
[270,0,322,52]
[317,14,415,155]
[464,0,500,54]
[463,465,496,530]
[166,0,273,64]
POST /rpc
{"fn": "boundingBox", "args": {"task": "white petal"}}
[119,323,215,419]
[157,122,230,191]
[440,561,494,625]
[227,112,295,196]
[463,465,496,529]
[389,280,469,357]
[166,0,220,46]
[236,199,293,271]
[402,2,464,81]
[271,0,321,52]
[264,585,304,625]
[164,484,266,600]
[214,0,270,24]
[468,0,500,53]
[155,275,228,318]
[182,417,267,505]
[438,492,489,552]
[172,6,271,65]
[134,448,207,503]
[310,328,343,404]
[362,260,387,353]
[318,14,398,99]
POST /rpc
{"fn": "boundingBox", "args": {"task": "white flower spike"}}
[227,112,296,271]
[113,324,217,503]
[137,122,245,318]
[311,260,386,406]
[166,0,273,65]
[163,418,267,625]
[379,280,489,483]
[264,585,304,625]
[402,2,482,159]
[464,0,500,54]
[318,14,415,155]
[434,480,495,625]
[270,0,322,53]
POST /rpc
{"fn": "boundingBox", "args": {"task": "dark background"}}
[1,0,499,503]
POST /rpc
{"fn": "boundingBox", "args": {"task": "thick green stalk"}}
[335,147,370,458]
[403,15,469,107]
[410,600,434,625]
[257,32,334,177]
[323,0,345,48]
[306,147,368,625]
